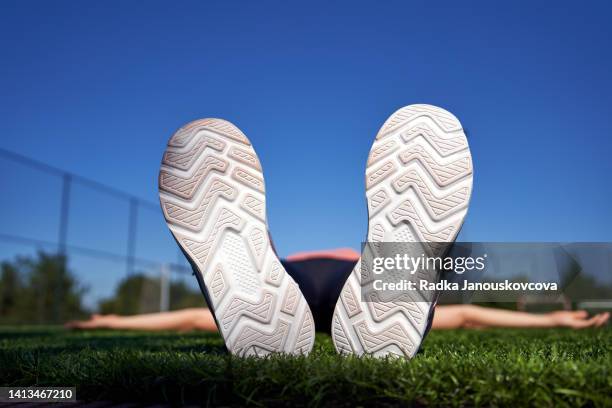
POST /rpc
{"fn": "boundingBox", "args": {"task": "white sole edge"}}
[331,104,474,358]
[158,118,315,357]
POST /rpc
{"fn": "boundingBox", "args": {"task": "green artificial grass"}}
[0,327,611,407]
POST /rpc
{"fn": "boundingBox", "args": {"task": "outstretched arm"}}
[66,305,610,332]
[432,305,609,329]
[65,308,217,332]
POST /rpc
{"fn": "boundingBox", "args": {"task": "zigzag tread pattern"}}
[340,284,362,318]
[248,227,266,258]
[294,310,314,352]
[179,208,244,269]
[392,170,470,219]
[333,104,473,359]
[229,147,262,170]
[366,292,425,327]
[160,118,315,357]
[169,118,251,147]
[159,156,229,200]
[265,261,284,287]
[332,314,353,354]
[247,227,267,270]
[162,179,237,231]
[368,139,399,166]
[281,282,300,316]
[388,199,455,243]
[366,161,397,189]
[232,167,264,192]
[221,292,274,332]
[398,144,471,186]
[209,264,228,305]
[163,136,226,170]
[400,123,467,156]
[241,194,265,221]
[355,321,414,357]
[377,104,462,139]
[368,188,390,215]
[371,224,385,242]
[234,321,289,357]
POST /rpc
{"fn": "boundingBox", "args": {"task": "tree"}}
[0,262,23,321]
[98,273,206,315]
[0,252,89,324]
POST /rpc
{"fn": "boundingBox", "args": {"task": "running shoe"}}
[331,104,473,357]
[158,119,315,356]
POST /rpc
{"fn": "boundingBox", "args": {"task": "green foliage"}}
[0,252,88,324]
[0,328,610,406]
[98,274,205,315]
[564,272,612,301]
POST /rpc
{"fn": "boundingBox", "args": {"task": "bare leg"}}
[65,308,218,332]
[432,305,610,329]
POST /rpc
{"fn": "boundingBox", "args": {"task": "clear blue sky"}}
[1,0,612,268]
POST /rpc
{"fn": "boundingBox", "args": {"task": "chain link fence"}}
[0,148,205,323]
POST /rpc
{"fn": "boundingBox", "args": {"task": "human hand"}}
[549,310,609,329]
[64,314,118,329]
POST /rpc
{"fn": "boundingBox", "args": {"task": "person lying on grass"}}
[66,305,609,331]
[66,248,610,332]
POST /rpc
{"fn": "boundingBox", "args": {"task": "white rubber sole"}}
[158,119,315,357]
[331,104,473,358]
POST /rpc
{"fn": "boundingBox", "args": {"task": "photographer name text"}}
[372,279,559,291]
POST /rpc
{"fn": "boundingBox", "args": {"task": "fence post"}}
[126,198,138,276]
[160,264,170,312]
[58,173,72,253]
[55,173,72,323]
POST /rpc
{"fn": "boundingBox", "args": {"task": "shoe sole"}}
[158,118,315,357]
[331,104,473,358]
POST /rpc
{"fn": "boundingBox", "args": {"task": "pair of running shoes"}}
[158,104,473,358]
